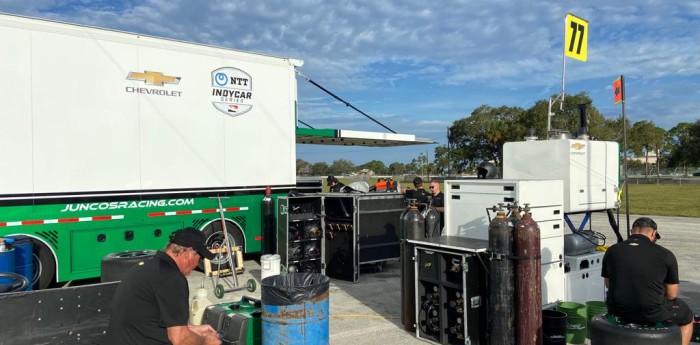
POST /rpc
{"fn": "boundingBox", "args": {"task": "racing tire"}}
[101,250,157,283]
[589,313,681,345]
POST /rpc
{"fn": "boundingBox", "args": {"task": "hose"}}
[0,272,29,293]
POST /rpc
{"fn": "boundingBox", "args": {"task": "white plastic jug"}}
[189,287,213,325]
[260,254,281,281]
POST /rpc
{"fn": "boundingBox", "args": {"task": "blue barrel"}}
[261,273,330,345]
[0,245,16,287]
[9,236,33,291]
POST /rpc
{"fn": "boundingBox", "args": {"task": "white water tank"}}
[503,139,619,213]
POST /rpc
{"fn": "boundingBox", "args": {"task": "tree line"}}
[297,92,700,177]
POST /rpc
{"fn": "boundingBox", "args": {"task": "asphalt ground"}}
[188,213,700,344]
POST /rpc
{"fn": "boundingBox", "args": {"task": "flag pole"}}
[548,18,569,136]
[619,75,630,238]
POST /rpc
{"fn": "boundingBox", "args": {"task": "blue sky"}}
[2,1,699,165]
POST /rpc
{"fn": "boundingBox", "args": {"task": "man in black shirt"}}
[404,177,430,205]
[106,228,222,345]
[601,217,694,345]
[429,179,444,230]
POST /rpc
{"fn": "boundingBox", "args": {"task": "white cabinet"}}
[543,261,566,305]
[541,236,564,264]
[565,266,605,303]
[503,139,620,213]
[564,252,606,303]
[444,180,563,239]
[443,179,566,307]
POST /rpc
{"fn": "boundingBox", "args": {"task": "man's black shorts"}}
[661,298,694,326]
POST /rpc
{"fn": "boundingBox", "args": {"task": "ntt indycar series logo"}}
[211,67,253,116]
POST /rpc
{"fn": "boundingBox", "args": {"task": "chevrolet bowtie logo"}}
[571,143,585,150]
[127,71,181,86]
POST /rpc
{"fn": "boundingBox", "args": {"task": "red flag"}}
[613,77,623,104]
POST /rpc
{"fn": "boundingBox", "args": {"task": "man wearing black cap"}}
[602,217,694,345]
[106,227,221,345]
[404,177,430,205]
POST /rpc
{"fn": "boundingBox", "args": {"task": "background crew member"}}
[429,179,445,230]
[327,175,346,192]
[404,177,430,206]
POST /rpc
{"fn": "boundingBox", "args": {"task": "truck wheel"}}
[199,221,244,271]
[32,240,56,290]
[101,250,157,283]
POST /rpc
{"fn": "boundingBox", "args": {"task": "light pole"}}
[425,150,429,180]
[419,153,425,177]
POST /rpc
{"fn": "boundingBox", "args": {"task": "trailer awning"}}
[296,128,434,147]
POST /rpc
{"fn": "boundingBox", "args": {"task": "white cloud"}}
[6,0,698,87]
[2,0,698,162]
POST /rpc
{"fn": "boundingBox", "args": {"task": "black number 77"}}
[568,22,585,54]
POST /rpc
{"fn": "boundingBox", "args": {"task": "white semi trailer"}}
[0,13,430,289]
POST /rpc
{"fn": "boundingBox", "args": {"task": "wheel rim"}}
[114,251,154,258]
[247,278,257,292]
[205,233,230,265]
[204,224,244,266]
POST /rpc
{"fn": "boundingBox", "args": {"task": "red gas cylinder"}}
[514,204,542,345]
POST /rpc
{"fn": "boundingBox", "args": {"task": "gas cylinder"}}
[189,283,214,325]
[261,186,275,255]
[508,203,522,228]
[423,204,441,238]
[489,204,515,345]
[401,199,425,331]
[403,200,425,241]
[399,199,411,224]
[514,204,542,345]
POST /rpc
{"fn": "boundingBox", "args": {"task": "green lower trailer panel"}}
[202,296,262,345]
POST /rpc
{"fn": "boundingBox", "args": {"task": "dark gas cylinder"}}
[261,186,275,255]
[489,205,515,345]
[401,200,425,332]
[514,205,542,345]
[508,204,522,228]
[423,205,441,238]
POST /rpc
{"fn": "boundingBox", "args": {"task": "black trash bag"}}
[288,189,304,197]
[261,273,330,306]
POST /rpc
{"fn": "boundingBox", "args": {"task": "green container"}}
[585,300,607,338]
[557,301,586,318]
[585,300,607,320]
[203,296,262,345]
[565,314,587,344]
[557,301,587,344]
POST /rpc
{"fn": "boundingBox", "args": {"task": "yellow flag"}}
[565,14,588,62]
